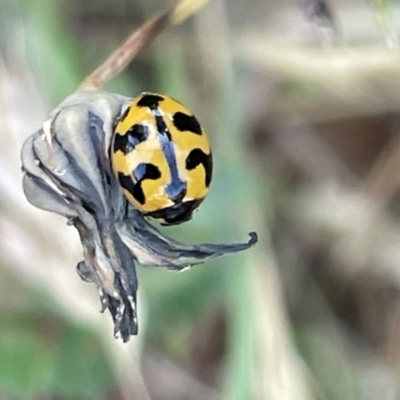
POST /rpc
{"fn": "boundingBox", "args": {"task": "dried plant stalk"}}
[79,0,210,90]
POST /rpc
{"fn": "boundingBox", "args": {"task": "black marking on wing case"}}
[173,112,202,135]
[137,94,164,109]
[186,149,213,187]
[118,163,161,205]
[118,173,145,204]
[113,124,149,154]
[133,163,161,182]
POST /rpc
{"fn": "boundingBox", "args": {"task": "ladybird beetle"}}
[111,92,212,225]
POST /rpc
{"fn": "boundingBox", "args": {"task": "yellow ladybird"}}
[111,92,212,225]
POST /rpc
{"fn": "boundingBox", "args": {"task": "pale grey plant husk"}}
[21,89,257,342]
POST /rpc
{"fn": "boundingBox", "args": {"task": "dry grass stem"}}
[79,0,210,90]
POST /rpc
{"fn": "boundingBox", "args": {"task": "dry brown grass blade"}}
[78,0,210,90]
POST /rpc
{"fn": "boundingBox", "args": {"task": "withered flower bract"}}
[20,2,257,342]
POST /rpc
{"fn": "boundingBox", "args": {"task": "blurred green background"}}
[2,0,400,399]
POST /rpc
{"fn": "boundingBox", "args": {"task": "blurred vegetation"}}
[3,0,400,399]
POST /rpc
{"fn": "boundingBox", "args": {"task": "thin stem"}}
[78,0,210,90]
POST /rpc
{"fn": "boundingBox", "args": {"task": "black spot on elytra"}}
[113,124,149,154]
[186,149,213,187]
[137,94,164,109]
[118,164,161,205]
[173,112,202,135]
[133,163,161,181]
[118,173,145,204]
